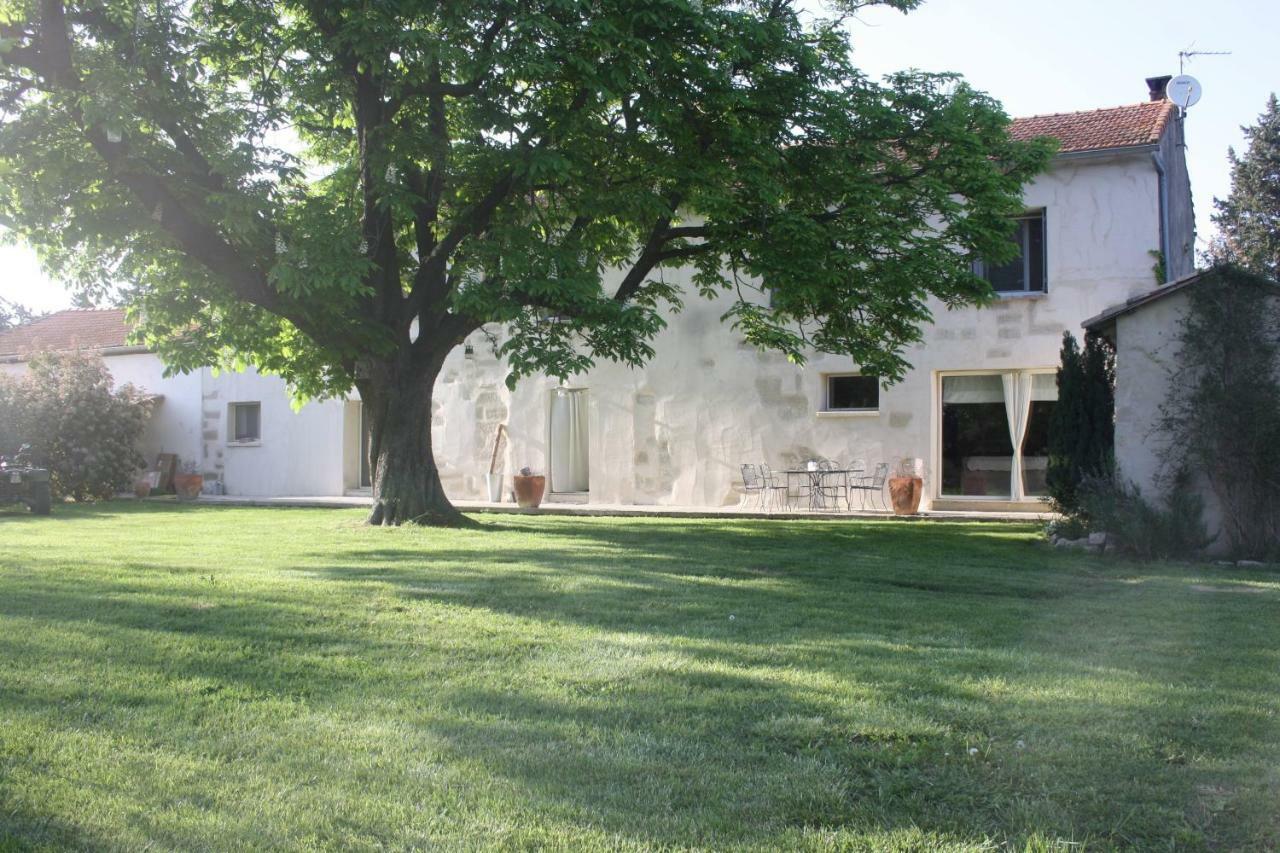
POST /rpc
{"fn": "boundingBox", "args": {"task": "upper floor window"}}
[974,212,1046,294]
[824,374,879,413]
[230,402,261,443]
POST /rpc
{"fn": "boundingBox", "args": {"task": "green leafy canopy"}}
[0,0,1052,399]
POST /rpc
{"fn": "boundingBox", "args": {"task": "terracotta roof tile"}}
[0,308,136,358]
[1009,101,1175,154]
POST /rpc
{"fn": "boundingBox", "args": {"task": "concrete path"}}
[186,493,1050,523]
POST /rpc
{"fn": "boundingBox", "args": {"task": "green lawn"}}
[1,504,1278,850]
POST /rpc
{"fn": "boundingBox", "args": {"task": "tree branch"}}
[424,169,517,278]
[385,14,508,118]
[137,60,230,193]
[352,67,402,327]
[613,193,684,303]
[403,58,453,321]
[30,0,357,349]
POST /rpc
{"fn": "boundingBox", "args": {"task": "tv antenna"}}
[1178,47,1230,75]
[1166,46,1230,115]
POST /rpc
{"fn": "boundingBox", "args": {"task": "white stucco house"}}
[0,77,1196,513]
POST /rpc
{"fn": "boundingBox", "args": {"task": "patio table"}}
[783,467,860,511]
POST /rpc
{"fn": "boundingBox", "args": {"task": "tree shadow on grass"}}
[0,499,138,522]
[4,507,1279,847]
[0,799,112,852]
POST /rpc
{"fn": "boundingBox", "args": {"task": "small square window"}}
[825,375,879,412]
[973,212,1046,294]
[229,402,261,443]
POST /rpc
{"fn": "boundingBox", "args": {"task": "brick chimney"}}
[1146,75,1173,102]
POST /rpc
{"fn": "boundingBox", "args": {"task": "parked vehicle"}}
[0,444,52,515]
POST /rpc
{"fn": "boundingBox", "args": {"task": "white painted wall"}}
[432,150,1169,509]
[1112,295,1183,505]
[202,369,347,496]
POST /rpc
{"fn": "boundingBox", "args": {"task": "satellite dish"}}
[1166,75,1203,110]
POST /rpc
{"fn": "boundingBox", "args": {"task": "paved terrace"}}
[182,493,1050,523]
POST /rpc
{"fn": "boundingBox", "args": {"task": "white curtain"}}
[550,389,590,492]
[1002,372,1034,498]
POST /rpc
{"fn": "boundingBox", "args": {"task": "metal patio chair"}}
[815,459,850,511]
[848,462,890,512]
[740,463,768,510]
[759,463,796,511]
[743,463,790,511]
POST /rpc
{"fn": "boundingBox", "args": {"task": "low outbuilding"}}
[1084,268,1279,552]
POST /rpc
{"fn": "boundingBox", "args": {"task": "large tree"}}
[1210,94,1280,278]
[0,0,1050,525]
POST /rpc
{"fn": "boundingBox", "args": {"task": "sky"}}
[1,0,1277,314]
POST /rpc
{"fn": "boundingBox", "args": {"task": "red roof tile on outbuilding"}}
[0,308,136,358]
[1009,100,1175,154]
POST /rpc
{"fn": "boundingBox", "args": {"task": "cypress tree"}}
[1047,331,1114,514]
[1048,333,1084,512]
[1082,331,1116,473]
[1210,94,1280,279]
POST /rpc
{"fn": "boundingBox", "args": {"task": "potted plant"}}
[888,457,925,516]
[133,469,160,498]
[173,460,204,500]
[512,466,545,509]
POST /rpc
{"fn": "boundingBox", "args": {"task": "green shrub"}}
[1157,266,1280,560]
[0,351,155,500]
[1078,469,1214,560]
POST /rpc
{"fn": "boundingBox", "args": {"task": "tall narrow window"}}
[973,212,1046,294]
[230,402,261,443]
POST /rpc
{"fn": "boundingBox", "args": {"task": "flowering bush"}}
[0,351,155,500]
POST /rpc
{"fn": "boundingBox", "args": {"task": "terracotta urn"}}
[888,476,923,515]
[133,479,153,498]
[173,473,204,500]
[512,474,545,509]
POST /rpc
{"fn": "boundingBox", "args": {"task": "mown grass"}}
[1,502,1278,850]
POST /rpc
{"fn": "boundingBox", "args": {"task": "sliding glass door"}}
[940,371,1057,500]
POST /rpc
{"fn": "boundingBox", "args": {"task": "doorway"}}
[549,388,590,493]
[939,371,1057,501]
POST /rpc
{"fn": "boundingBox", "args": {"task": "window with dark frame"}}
[825,374,879,412]
[230,402,261,443]
[973,212,1046,294]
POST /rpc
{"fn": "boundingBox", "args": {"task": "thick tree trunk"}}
[357,353,468,527]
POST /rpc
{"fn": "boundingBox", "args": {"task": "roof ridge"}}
[1008,100,1174,154]
[0,306,137,358]
[1011,100,1172,123]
